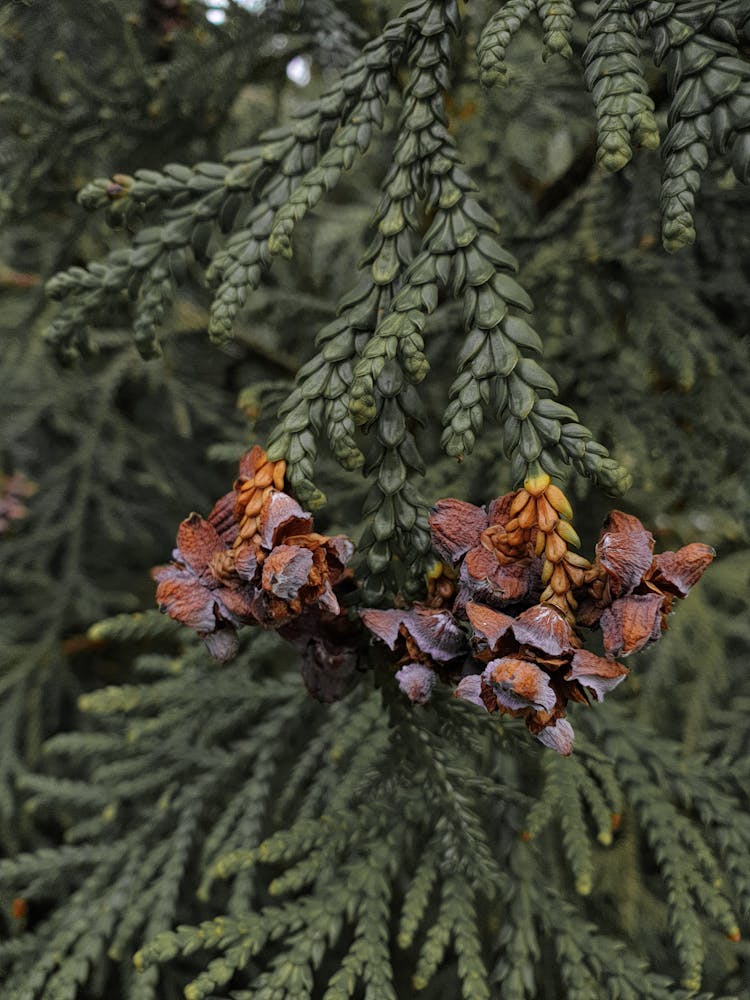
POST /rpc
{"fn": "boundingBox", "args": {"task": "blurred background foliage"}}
[0,0,749,997]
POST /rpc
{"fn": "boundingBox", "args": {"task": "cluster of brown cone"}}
[153,451,714,752]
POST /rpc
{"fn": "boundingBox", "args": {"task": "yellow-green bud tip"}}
[576,876,593,896]
[524,472,551,497]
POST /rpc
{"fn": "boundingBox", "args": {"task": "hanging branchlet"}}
[631,0,750,251]
[45,9,416,359]
[266,17,435,507]
[209,39,400,341]
[266,311,361,511]
[265,243,407,517]
[44,0,750,584]
[476,0,573,86]
[535,0,575,61]
[426,171,631,492]
[265,87,389,260]
[265,241,417,512]
[584,0,661,171]
[475,0,750,250]
[440,199,532,461]
[346,5,461,600]
[477,0,535,87]
[269,4,461,600]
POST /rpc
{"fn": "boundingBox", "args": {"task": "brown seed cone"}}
[565,551,591,569]
[242,490,266,518]
[232,449,286,523]
[550,563,569,595]
[517,500,538,530]
[238,516,259,541]
[253,464,275,488]
[544,483,573,520]
[536,495,558,533]
[556,519,581,548]
[509,489,531,517]
[545,530,567,564]
[564,560,586,588]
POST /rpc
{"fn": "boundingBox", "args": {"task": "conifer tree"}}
[1,1,749,998]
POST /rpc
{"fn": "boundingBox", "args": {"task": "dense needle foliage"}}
[1,1,749,998]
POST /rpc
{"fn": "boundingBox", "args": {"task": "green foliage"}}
[2,624,750,997]
[1,0,750,998]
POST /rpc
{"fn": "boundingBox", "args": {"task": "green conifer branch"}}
[491,844,541,1000]
[584,0,661,172]
[632,0,750,250]
[1,626,749,996]
[3,3,750,998]
[474,0,750,251]
[397,825,444,949]
[345,5,460,596]
[603,718,743,989]
[536,0,576,61]
[548,892,686,1000]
